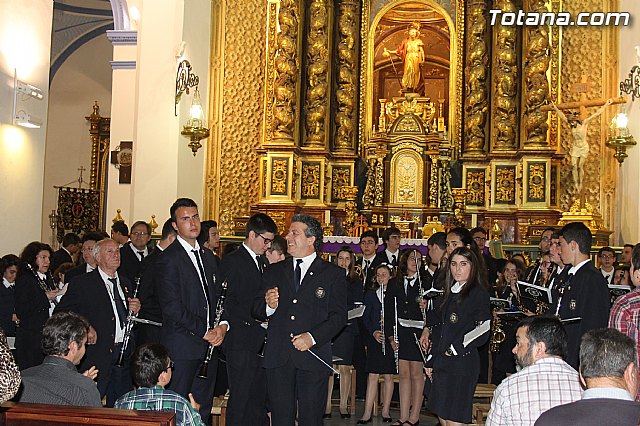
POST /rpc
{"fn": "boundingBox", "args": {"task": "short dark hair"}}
[382,227,401,243]
[541,227,556,236]
[131,343,170,388]
[469,227,487,237]
[42,312,89,356]
[598,246,616,257]
[160,219,177,241]
[427,232,446,250]
[495,258,508,274]
[516,316,568,359]
[632,244,640,273]
[61,233,81,248]
[170,198,198,222]
[131,221,151,235]
[624,244,635,250]
[81,232,104,244]
[559,222,592,254]
[19,241,54,273]
[580,328,636,379]
[0,254,19,276]
[111,221,129,237]
[291,214,323,252]
[270,235,288,256]
[246,213,278,238]
[198,220,218,247]
[359,230,378,242]
[448,227,473,247]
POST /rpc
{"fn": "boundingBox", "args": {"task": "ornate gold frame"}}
[360,0,463,157]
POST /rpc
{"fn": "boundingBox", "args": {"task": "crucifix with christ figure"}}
[540,76,625,207]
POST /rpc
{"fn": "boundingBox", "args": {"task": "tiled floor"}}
[323,400,440,426]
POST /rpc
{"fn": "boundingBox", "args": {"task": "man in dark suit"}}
[55,238,141,407]
[222,213,277,426]
[118,221,151,282]
[253,213,347,426]
[372,227,401,269]
[524,227,555,285]
[51,232,81,272]
[535,328,640,426]
[136,219,176,347]
[65,232,105,283]
[554,222,610,368]
[155,198,228,424]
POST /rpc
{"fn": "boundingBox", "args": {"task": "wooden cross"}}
[539,75,626,116]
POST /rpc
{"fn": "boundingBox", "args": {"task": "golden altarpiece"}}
[204,0,621,244]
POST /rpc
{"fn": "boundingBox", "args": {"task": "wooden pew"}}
[0,402,176,425]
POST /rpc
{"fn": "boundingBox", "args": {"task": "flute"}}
[393,297,399,373]
[413,250,427,326]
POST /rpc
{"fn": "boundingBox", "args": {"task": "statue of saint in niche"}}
[383,22,425,93]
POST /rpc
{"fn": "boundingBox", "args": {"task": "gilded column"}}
[463,1,489,156]
[263,0,301,145]
[491,0,519,151]
[522,0,550,147]
[303,0,332,148]
[334,0,359,152]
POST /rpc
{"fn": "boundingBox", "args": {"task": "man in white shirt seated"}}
[486,316,582,426]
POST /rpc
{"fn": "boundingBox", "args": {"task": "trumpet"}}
[116,275,140,367]
[197,279,228,379]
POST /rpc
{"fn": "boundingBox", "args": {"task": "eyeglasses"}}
[131,231,149,236]
[257,233,273,244]
[473,236,486,241]
[600,254,615,259]
[165,360,175,371]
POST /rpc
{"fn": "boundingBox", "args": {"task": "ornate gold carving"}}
[341,186,359,235]
[375,156,384,206]
[382,97,436,133]
[334,0,358,151]
[495,166,516,204]
[269,210,287,235]
[492,0,518,150]
[304,0,330,147]
[267,0,300,143]
[522,0,550,146]
[301,162,321,199]
[362,158,376,209]
[465,168,485,206]
[271,158,289,195]
[391,151,423,205]
[464,2,488,155]
[85,102,110,227]
[527,162,546,202]
[429,155,439,207]
[331,166,351,202]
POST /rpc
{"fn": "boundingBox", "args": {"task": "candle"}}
[324,210,330,224]
[471,214,477,228]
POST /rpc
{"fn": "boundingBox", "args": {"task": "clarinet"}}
[414,250,427,326]
[116,275,141,367]
[197,279,228,379]
[393,297,399,373]
[380,282,386,355]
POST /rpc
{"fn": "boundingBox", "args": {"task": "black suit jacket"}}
[51,248,72,272]
[253,256,347,371]
[118,242,142,282]
[0,284,15,336]
[55,269,133,388]
[535,397,640,426]
[220,245,266,355]
[554,261,610,368]
[64,264,90,283]
[155,239,221,361]
[137,249,163,324]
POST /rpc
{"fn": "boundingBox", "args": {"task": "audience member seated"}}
[18,311,101,407]
[486,316,581,426]
[115,343,204,426]
[535,328,640,426]
[0,328,20,403]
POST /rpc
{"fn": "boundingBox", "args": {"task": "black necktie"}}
[405,276,414,295]
[192,250,213,315]
[108,277,128,328]
[391,254,397,266]
[365,259,370,270]
[137,251,145,261]
[294,259,303,291]
[256,255,264,274]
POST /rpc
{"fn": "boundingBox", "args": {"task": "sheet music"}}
[517,280,553,304]
[348,305,365,320]
[490,297,510,309]
[463,320,490,348]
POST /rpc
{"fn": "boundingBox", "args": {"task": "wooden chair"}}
[473,402,491,425]
[211,394,229,426]
[373,374,399,416]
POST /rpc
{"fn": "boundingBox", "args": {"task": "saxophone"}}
[490,310,506,353]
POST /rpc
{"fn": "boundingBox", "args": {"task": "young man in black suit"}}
[221,212,277,426]
[55,238,141,407]
[372,227,401,269]
[155,198,227,423]
[118,221,151,282]
[555,221,610,369]
[253,213,347,426]
[535,328,640,426]
[51,232,81,272]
